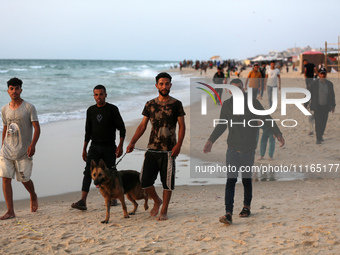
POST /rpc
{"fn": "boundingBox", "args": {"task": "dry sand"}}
[0,65,339,254]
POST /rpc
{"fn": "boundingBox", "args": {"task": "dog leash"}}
[114,152,127,168]
[114,148,172,168]
[134,147,172,153]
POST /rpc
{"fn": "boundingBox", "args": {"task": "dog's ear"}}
[98,159,107,170]
[90,160,97,172]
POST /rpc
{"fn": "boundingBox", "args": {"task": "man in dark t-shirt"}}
[127,72,186,221]
[71,85,126,210]
[303,59,318,90]
[203,79,284,225]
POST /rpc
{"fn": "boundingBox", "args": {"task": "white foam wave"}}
[30,66,45,69]
[38,111,86,125]
[12,68,28,71]
[0,70,9,73]
[106,70,116,74]
[113,66,129,71]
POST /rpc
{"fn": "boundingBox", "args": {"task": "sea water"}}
[0,59,189,128]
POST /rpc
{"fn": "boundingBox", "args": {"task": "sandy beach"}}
[1,66,339,254]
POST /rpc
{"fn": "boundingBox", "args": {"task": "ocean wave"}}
[12,68,28,71]
[0,70,9,73]
[30,65,45,69]
[112,66,129,71]
[38,111,86,125]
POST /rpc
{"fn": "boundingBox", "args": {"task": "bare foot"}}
[31,194,38,212]
[150,198,162,217]
[258,156,264,160]
[268,157,273,161]
[157,212,168,221]
[0,212,16,220]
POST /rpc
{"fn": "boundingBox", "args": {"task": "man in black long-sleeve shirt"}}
[203,79,284,225]
[72,85,126,210]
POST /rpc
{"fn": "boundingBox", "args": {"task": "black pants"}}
[82,144,116,192]
[215,88,223,104]
[314,105,329,141]
[225,148,255,215]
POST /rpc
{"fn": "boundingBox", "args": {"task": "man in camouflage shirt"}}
[127,72,186,221]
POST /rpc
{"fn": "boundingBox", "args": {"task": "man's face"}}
[93,89,107,106]
[270,62,275,68]
[253,65,259,71]
[7,85,22,100]
[156,77,172,97]
[319,72,327,80]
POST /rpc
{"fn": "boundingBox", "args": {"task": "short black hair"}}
[230,78,243,87]
[270,60,276,64]
[7,77,23,88]
[93,84,106,93]
[155,72,172,83]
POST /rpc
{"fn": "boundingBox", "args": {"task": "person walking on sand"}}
[203,78,284,225]
[258,125,275,161]
[0,78,40,220]
[213,66,226,104]
[258,62,267,100]
[305,68,336,144]
[126,72,186,221]
[264,60,281,107]
[71,85,126,210]
[245,63,262,99]
[303,59,318,90]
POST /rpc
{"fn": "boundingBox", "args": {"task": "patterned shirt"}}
[142,97,185,151]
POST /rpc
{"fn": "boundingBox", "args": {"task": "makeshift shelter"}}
[299,51,324,73]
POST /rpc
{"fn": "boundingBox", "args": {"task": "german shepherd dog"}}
[90,159,149,224]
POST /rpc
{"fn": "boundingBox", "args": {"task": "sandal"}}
[71,200,87,210]
[239,207,251,217]
[219,214,232,225]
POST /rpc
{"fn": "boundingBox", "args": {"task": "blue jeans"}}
[225,148,255,214]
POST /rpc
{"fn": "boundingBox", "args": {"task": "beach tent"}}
[210,55,222,60]
[299,51,324,73]
[252,55,266,62]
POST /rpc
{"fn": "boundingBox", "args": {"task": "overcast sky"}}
[1,0,338,61]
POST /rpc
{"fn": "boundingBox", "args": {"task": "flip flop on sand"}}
[239,207,251,217]
[71,200,87,211]
[219,214,232,225]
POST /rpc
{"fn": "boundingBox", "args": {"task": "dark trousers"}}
[225,148,255,214]
[305,78,314,90]
[82,144,116,192]
[314,105,329,141]
[215,88,223,104]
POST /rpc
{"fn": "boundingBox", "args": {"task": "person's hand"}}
[82,149,87,162]
[126,143,135,153]
[275,135,285,147]
[27,145,36,157]
[116,146,123,158]
[331,107,335,113]
[203,140,213,153]
[171,143,181,157]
